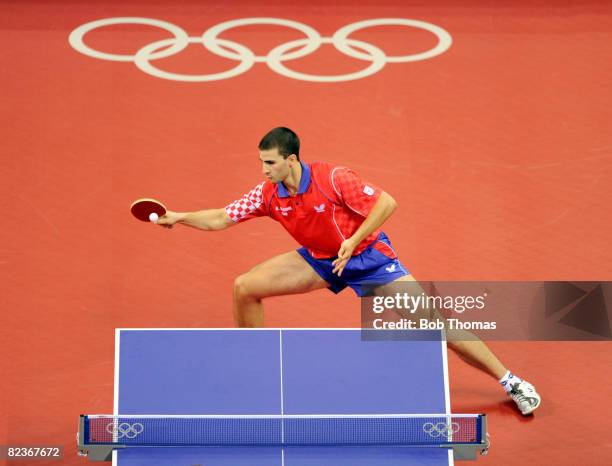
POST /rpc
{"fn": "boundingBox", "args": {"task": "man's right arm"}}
[157,208,235,231]
[157,182,267,231]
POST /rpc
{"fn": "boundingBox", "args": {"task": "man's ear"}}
[287,154,298,164]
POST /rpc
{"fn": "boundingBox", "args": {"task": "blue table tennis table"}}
[78,328,487,465]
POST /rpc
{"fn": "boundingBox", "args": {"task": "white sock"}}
[499,370,522,392]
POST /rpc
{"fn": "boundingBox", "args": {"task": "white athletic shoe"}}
[508,380,541,415]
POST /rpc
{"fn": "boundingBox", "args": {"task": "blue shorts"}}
[297,232,410,297]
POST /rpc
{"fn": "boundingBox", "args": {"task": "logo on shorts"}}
[385,264,396,273]
[314,203,326,213]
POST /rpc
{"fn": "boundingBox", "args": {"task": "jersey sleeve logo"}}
[363,185,375,196]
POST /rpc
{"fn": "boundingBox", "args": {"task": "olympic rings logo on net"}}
[106,422,144,439]
[68,17,452,83]
[422,421,461,438]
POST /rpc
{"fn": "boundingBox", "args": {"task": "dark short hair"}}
[258,127,300,160]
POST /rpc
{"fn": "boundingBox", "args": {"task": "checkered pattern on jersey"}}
[225,182,267,222]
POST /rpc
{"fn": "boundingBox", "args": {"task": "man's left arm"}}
[332,191,397,276]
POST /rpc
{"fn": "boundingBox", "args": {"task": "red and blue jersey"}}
[224,161,398,260]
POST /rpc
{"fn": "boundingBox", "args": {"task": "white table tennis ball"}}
[149,212,159,223]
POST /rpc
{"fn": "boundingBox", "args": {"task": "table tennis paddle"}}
[130,198,166,222]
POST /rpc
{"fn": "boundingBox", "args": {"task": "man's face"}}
[259,148,296,183]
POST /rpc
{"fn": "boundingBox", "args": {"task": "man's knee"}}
[234,273,255,300]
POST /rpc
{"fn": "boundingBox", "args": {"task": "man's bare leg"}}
[444,331,507,379]
[377,275,506,379]
[233,251,329,327]
[374,275,541,414]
